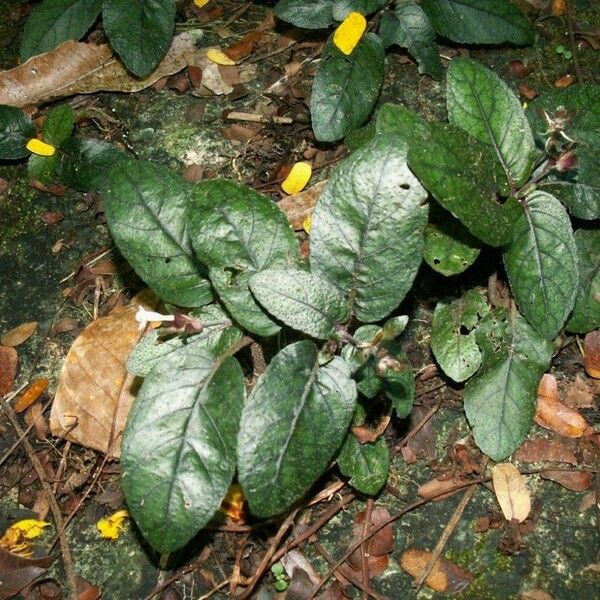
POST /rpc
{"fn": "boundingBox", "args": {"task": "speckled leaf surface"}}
[238,341,356,517]
[102,160,212,307]
[333,0,385,20]
[250,269,349,339]
[121,329,245,553]
[337,434,389,495]
[566,229,600,333]
[408,122,521,247]
[188,179,299,336]
[431,290,489,383]
[464,309,552,461]
[0,105,35,159]
[274,0,335,29]
[421,0,534,45]
[311,34,385,142]
[310,135,428,322]
[503,191,578,340]
[447,58,536,188]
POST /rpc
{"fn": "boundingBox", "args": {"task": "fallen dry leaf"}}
[584,331,600,379]
[520,589,554,600]
[492,463,531,523]
[224,31,264,61]
[75,576,102,600]
[554,74,574,88]
[564,373,595,409]
[417,477,470,501]
[277,180,327,230]
[1,322,38,347]
[0,546,54,600]
[551,0,566,15]
[399,547,473,593]
[14,378,48,413]
[579,491,596,512]
[513,437,577,464]
[0,346,18,396]
[535,374,593,437]
[49,290,158,457]
[541,469,592,491]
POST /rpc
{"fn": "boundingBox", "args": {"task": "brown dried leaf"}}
[520,589,554,600]
[49,290,158,457]
[24,402,49,440]
[347,508,394,575]
[399,547,473,594]
[541,469,592,491]
[224,31,264,62]
[76,575,102,600]
[0,547,54,600]
[564,374,594,409]
[554,74,574,88]
[1,322,38,347]
[0,346,18,396]
[417,477,469,501]
[579,491,596,512]
[584,331,600,379]
[0,33,210,107]
[513,437,577,464]
[15,378,48,413]
[492,463,531,523]
[277,180,327,230]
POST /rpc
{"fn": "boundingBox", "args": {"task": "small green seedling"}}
[271,563,288,592]
[555,44,573,59]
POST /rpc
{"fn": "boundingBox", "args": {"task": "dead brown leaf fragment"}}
[0,346,18,396]
[14,378,48,413]
[492,463,531,523]
[0,546,55,600]
[417,477,471,501]
[49,290,158,457]
[277,180,327,230]
[399,547,473,593]
[1,322,38,347]
[541,469,592,491]
[513,437,577,464]
[584,331,600,379]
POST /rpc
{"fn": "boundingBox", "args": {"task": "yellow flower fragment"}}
[96,509,130,540]
[26,138,56,157]
[303,215,312,234]
[219,484,245,522]
[0,519,50,557]
[281,162,312,195]
[207,48,236,66]
[333,12,367,56]
[194,0,210,7]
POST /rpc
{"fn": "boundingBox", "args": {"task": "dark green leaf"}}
[345,122,376,151]
[341,324,382,375]
[42,104,75,147]
[250,270,349,339]
[504,191,578,340]
[238,341,356,517]
[274,0,334,28]
[375,103,429,141]
[102,0,176,78]
[102,160,213,307]
[566,229,600,333]
[311,33,385,142]
[188,180,299,336]
[58,137,124,192]
[430,290,488,382]
[421,0,534,46]
[337,434,389,495]
[447,58,536,188]
[333,0,385,20]
[378,343,414,417]
[464,308,552,461]
[121,329,245,553]
[407,122,522,247]
[311,135,428,322]
[28,153,59,184]
[379,2,443,80]
[20,0,102,60]
[0,105,35,160]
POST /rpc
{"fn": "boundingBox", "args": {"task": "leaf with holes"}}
[188,180,299,336]
[102,159,213,307]
[464,308,553,461]
[311,33,385,142]
[503,191,578,340]
[337,433,389,495]
[447,58,536,188]
[238,341,356,517]
[310,134,428,322]
[431,290,489,383]
[121,327,245,553]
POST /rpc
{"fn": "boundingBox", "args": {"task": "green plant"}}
[274,0,535,141]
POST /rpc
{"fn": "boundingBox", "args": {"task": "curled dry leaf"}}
[535,374,593,437]
[513,438,577,465]
[49,290,158,457]
[0,546,54,600]
[584,331,600,379]
[277,180,327,230]
[541,469,592,491]
[1,322,38,347]
[0,346,18,396]
[417,477,470,501]
[399,547,473,594]
[14,378,48,413]
[492,463,531,523]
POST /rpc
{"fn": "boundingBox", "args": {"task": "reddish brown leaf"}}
[519,84,539,100]
[417,477,470,501]
[1,322,38,347]
[49,318,79,337]
[14,378,48,413]
[347,508,394,577]
[541,470,592,491]
[564,373,595,409]
[0,547,55,600]
[277,180,327,230]
[513,437,578,464]
[551,0,566,16]
[0,346,18,396]
[224,31,263,61]
[554,74,574,88]
[40,211,64,225]
[579,491,596,512]
[24,402,49,440]
[399,547,473,593]
[584,331,600,379]
[75,575,101,600]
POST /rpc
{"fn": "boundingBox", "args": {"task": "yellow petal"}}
[97,509,129,540]
[281,162,312,195]
[303,215,312,234]
[333,12,367,56]
[194,0,210,7]
[9,519,51,539]
[207,48,236,66]
[26,138,56,157]
[220,484,245,522]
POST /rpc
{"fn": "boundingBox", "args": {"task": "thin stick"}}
[225,111,293,125]
[142,562,209,600]
[2,401,78,600]
[59,246,114,283]
[52,441,71,495]
[564,0,583,84]
[360,499,374,600]
[248,40,299,64]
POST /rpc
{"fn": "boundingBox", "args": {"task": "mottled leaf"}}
[337,433,389,495]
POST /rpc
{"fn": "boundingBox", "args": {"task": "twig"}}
[390,399,442,457]
[230,534,250,596]
[2,401,78,600]
[142,561,207,600]
[53,441,71,495]
[248,39,299,64]
[199,577,233,600]
[564,0,583,84]
[59,246,114,283]
[360,499,374,600]
[413,457,488,592]
[225,0,252,26]
[225,111,293,125]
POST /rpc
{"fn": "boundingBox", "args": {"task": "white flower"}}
[135,306,175,330]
